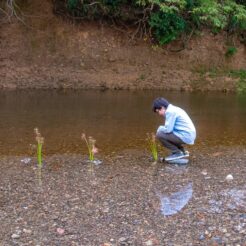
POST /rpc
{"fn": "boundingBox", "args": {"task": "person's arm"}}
[163,110,177,132]
[157,111,177,133]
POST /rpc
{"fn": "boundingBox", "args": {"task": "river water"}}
[0,90,246,156]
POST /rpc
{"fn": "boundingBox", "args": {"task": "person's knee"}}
[156,131,166,140]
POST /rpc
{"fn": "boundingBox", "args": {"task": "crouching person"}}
[152,97,196,161]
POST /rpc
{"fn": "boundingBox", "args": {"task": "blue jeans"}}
[156,132,185,154]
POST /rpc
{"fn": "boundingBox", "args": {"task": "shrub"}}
[149,12,186,44]
[225,46,238,57]
[229,69,246,93]
[53,0,246,45]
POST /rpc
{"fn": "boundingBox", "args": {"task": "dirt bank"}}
[0,0,245,91]
[0,146,245,245]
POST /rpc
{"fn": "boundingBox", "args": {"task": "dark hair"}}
[152,97,169,112]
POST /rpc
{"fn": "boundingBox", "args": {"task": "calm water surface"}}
[0,90,246,156]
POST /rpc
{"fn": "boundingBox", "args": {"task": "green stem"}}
[37,143,42,168]
[37,167,42,186]
[149,143,158,161]
[83,137,94,161]
[89,149,94,161]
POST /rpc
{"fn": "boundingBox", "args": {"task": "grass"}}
[228,69,246,93]
[146,133,158,162]
[81,133,98,162]
[34,128,44,168]
[192,66,246,93]
[34,128,44,186]
[225,47,237,58]
[139,74,146,80]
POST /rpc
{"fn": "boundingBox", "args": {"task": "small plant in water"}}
[81,133,98,162]
[146,132,158,162]
[34,128,44,168]
[34,128,44,186]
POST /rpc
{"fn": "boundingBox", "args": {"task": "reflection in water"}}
[164,165,188,175]
[159,182,193,216]
[225,188,246,210]
[208,199,224,214]
[88,159,102,165]
[208,186,246,213]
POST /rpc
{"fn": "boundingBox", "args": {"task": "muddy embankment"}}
[0,0,245,91]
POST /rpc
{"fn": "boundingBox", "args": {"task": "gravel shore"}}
[0,146,245,245]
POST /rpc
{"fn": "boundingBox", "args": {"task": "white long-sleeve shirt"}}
[157,104,196,144]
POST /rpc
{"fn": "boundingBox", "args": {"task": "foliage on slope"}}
[53,0,246,45]
[1,0,245,45]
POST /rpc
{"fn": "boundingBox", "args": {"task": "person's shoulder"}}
[166,104,178,115]
[168,104,179,111]
[168,104,187,115]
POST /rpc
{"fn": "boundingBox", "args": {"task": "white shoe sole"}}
[167,159,189,165]
[165,155,185,162]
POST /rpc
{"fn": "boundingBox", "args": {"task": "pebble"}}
[201,170,207,175]
[56,228,65,235]
[133,219,140,225]
[205,230,212,238]
[225,174,233,181]
[23,229,32,234]
[239,214,246,219]
[212,236,223,244]
[103,207,109,213]
[220,228,227,233]
[233,225,242,232]
[118,237,127,242]
[144,240,153,246]
[11,233,20,239]
[199,234,205,241]
[21,158,31,164]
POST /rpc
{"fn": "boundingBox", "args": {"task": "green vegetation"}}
[193,67,246,93]
[81,133,98,162]
[51,0,246,45]
[34,128,44,186]
[1,0,245,44]
[229,69,246,93]
[149,12,186,44]
[146,133,158,162]
[139,74,146,80]
[225,46,238,57]
[34,128,44,168]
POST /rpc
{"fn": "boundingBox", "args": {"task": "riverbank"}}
[0,0,245,91]
[0,146,245,245]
